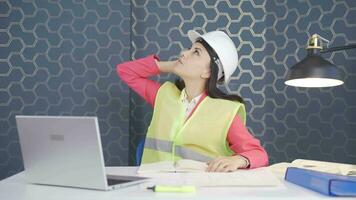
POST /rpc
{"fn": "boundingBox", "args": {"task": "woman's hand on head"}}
[206,155,249,172]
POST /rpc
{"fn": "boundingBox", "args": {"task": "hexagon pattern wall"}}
[0,0,131,180]
[129,0,356,165]
[1,0,356,180]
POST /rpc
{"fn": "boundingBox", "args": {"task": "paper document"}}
[137,159,208,173]
[178,168,280,187]
[137,160,280,187]
[269,159,356,177]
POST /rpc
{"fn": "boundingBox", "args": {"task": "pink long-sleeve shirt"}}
[117,55,269,169]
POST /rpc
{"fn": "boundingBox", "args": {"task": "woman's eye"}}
[194,50,199,55]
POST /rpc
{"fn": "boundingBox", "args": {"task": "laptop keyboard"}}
[107,178,132,186]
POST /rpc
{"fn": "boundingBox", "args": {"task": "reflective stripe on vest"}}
[175,146,212,162]
[144,138,212,162]
[144,138,172,153]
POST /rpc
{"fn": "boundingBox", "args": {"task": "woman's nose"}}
[179,52,185,60]
[180,48,189,59]
[179,54,185,60]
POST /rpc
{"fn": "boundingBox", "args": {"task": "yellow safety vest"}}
[141,82,246,164]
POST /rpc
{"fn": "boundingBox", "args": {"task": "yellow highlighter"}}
[147,185,196,193]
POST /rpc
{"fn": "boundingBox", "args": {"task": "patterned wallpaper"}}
[0,0,131,180]
[1,0,356,180]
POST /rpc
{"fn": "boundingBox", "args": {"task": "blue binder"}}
[285,167,356,196]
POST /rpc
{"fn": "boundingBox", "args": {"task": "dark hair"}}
[175,38,244,103]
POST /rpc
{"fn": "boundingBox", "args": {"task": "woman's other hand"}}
[206,155,249,172]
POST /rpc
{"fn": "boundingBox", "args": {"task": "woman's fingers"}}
[221,165,234,172]
[206,158,223,172]
[207,156,246,172]
[206,160,220,172]
[207,158,230,172]
[215,162,230,172]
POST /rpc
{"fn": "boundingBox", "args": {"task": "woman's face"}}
[173,42,211,81]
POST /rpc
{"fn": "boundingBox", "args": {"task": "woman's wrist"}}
[234,154,250,168]
[155,59,176,73]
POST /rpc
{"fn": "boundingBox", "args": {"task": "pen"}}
[147,185,196,193]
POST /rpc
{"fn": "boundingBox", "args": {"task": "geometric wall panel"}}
[0,0,131,180]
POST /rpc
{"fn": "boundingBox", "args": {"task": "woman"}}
[117,30,268,172]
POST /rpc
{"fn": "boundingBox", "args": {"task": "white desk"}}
[0,166,350,200]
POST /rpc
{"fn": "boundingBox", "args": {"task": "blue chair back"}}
[135,139,145,166]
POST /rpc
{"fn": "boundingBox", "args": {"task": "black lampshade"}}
[285,50,343,87]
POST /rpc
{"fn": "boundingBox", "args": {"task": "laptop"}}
[15,115,148,191]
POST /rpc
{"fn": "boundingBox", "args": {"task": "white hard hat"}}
[188,30,239,83]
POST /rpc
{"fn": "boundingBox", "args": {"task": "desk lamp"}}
[285,34,356,87]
